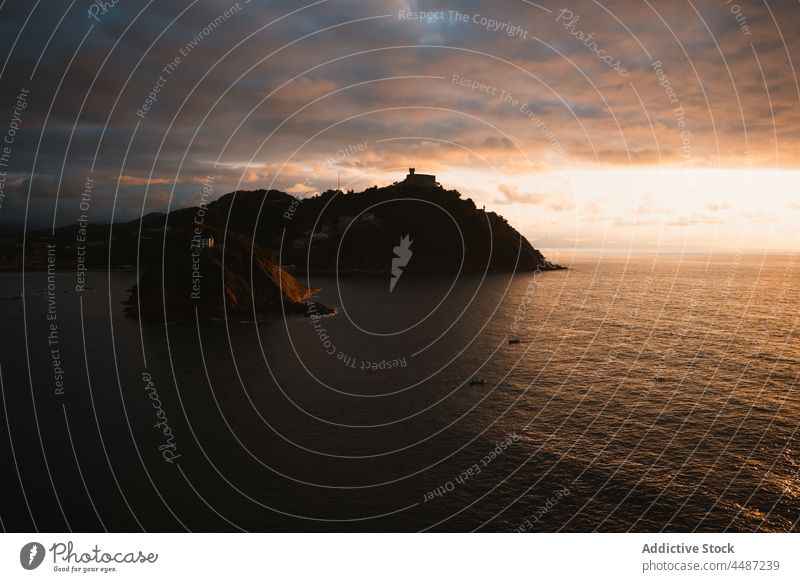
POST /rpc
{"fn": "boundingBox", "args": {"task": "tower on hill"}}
[404,167,437,186]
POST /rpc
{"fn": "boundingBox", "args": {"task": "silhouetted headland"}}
[1,172,563,321]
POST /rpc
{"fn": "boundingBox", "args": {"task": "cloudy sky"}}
[0,0,798,250]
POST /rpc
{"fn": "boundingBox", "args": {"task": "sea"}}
[1,251,798,532]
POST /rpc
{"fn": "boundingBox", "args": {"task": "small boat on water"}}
[469,378,486,386]
[508,338,521,344]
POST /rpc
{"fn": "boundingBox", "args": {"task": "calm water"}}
[1,252,798,532]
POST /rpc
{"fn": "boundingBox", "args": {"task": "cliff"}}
[124,228,329,322]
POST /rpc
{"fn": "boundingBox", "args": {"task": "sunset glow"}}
[1,0,797,253]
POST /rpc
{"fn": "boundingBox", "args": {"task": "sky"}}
[0,0,798,251]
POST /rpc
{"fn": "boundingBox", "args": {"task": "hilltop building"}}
[404,167,437,186]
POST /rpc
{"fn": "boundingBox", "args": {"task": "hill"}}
[144,179,562,274]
